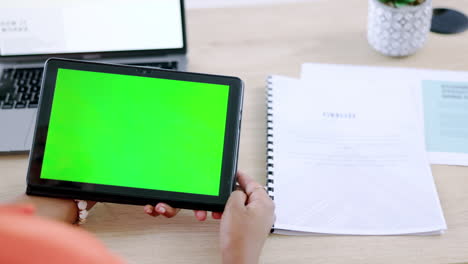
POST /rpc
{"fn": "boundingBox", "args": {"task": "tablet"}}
[26,58,243,212]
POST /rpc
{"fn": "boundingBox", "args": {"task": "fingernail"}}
[157,206,166,214]
[144,206,153,214]
[196,211,204,220]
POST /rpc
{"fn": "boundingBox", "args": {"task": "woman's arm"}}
[12,195,182,224]
[11,195,96,224]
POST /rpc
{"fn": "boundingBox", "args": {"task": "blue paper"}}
[423,80,468,154]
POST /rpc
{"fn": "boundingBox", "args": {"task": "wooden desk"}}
[1,0,468,263]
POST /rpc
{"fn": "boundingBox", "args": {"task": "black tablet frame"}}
[26,58,243,212]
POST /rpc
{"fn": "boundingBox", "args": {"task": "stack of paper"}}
[301,64,468,166]
[265,63,468,235]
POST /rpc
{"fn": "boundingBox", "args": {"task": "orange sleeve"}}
[0,204,126,264]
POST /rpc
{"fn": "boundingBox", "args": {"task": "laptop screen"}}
[0,0,184,56]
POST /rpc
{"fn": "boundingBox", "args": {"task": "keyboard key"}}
[168,62,178,69]
[15,102,26,108]
[159,62,170,68]
[2,103,13,109]
[1,69,13,80]
[28,102,38,108]
[0,80,14,91]
[13,71,21,79]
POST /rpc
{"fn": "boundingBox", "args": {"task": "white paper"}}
[269,75,446,235]
[301,63,468,166]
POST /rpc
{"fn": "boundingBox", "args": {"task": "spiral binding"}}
[266,76,275,202]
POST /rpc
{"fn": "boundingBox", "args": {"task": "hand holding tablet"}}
[27,58,244,212]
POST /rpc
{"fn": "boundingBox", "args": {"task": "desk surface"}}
[2,0,468,263]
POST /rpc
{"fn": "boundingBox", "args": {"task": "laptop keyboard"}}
[0,68,42,109]
[0,61,178,110]
[134,61,178,69]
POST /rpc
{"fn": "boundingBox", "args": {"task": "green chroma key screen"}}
[40,68,230,196]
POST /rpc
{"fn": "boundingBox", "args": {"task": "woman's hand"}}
[143,203,180,218]
[12,195,97,224]
[219,172,275,264]
[143,172,275,264]
[143,203,222,220]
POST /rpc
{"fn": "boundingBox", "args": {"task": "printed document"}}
[301,63,468,166]
[269,75,446,235]
[422,80,468,166]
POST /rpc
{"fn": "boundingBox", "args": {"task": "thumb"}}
[225,190,247,210]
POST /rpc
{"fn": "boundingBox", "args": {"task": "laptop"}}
[0,0,187,152]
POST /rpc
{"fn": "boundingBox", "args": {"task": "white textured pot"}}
[367,0,433,57]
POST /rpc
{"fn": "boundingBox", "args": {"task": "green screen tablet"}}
[42,68,228,196]
[27,59,243,211]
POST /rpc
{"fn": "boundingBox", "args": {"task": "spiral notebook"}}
[266,75,447,235]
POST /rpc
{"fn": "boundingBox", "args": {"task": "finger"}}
[249,185,270,200]
[194,210,207,221]
[236,171,263,196]
[212,212,223,219]
[144,205,160,217]
[144,205,152,214]
[155,203,180,218]
[226,190,248,209]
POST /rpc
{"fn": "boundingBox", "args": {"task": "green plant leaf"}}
[398,0,417,3]
[379,0,421,7]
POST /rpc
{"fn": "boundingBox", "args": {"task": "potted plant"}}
[367,0,433,57]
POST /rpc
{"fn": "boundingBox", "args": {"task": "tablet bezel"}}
[26,58,243,212]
